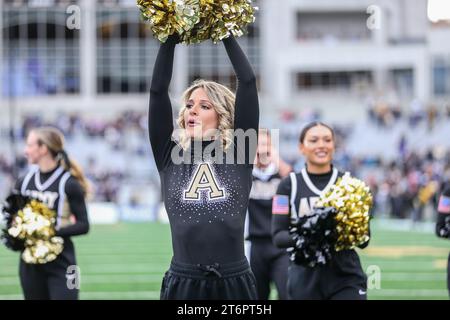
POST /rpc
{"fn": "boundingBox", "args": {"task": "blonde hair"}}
[30,127,90,197]
[176,79,235,150]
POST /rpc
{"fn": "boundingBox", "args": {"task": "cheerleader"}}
[12,127,89,300]
[272,122,368,300]
[148,34,259,299]
[245,129,291,299]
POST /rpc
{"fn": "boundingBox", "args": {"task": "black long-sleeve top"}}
[148,35,259,265]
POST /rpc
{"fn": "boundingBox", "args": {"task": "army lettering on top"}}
[289,168,339,219]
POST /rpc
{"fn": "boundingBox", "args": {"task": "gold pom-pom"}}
[7,200,64,264]
[137,0,258,44]
[315,173,373,251]
[22,237,64,264]
[184,0,258,44]
[137,0,201,42]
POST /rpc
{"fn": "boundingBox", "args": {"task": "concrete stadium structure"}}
[0,0,449,123]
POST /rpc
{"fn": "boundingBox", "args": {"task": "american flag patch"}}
[272,195,290,215]
[438,195,450,214]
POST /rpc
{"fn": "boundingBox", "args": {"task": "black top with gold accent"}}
[148,35,259,265]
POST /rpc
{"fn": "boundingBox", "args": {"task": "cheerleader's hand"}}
[167,33,180,44]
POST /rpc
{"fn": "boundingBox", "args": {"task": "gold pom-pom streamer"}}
[7,200,64,264]
[22,237,64,264]
[137,0,258,44]
[137,0,201,43]
[315,173,373,252]
[184,0,258,44]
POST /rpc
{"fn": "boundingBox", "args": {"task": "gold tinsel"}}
[137,0,200,43]
[8,200,64,264]
[22,238,64,264]
[137,0,257,44]
[315,173,372,252]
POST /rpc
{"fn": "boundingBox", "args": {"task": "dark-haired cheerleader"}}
[272,122,368,300]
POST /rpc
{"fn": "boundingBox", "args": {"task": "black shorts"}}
[19,240,78,300]
[287,250,367,300]
[160,258,257,300]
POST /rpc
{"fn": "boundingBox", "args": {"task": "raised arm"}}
[223,36,259,133]
[148,35,178,172]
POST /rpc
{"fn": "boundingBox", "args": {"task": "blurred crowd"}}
[366,96,450,131]
[0,108,448,223]
[0,152,128,204]
[351,149,449,222]
[21,110,148,152]
[2,111,151,202]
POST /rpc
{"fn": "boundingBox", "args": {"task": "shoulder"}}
[336,168,345,178]
[13,168,37,191]
[276,173,297,195]
[14,174,27,187]
[64,175,84,196]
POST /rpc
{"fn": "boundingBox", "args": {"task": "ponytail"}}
[59,151,90,197]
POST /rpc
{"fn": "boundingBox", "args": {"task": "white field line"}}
[368,289,448,297]
[0,291,162,300]
[0,274,164,285]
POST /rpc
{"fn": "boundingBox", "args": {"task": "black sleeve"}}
[55,177,89,237]
[148,35,178,172]
[223,36,259,165]
[13,177,24,194]
[223,36,259,133]
[436,186,450,239]
[272,176,295,248]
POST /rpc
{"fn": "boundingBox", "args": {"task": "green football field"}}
[0,220,448,300]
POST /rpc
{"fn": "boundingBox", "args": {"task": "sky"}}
[428,0,450,22]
